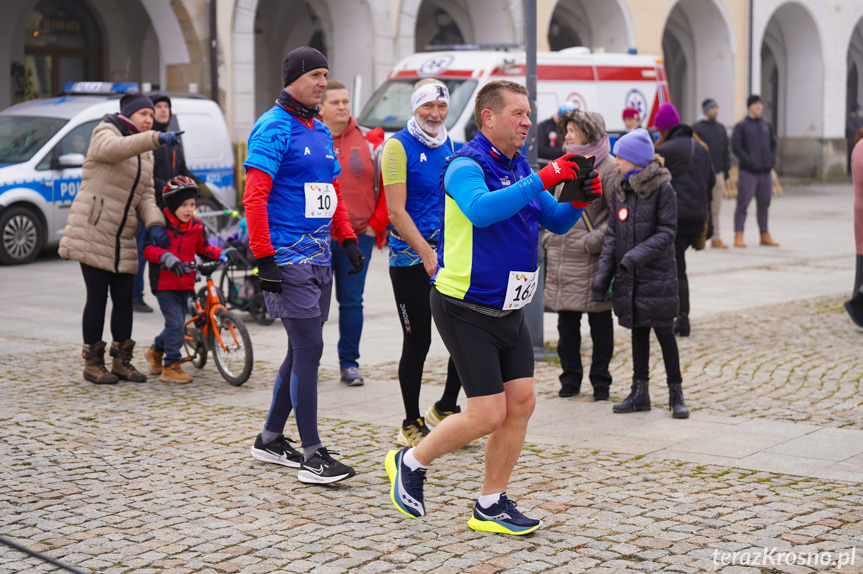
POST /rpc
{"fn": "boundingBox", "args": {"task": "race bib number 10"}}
[503,269,538,310]
[304,182,337,218]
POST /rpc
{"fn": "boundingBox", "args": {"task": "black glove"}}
[220,247,243,265]
[157,130,185,146]
[573,170,602,207]
[342,238,365,276]
[148,225,170,249]
[255,254,283,293]
[160,252,187,277]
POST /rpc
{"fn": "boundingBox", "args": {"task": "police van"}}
[0,82,235,265]
[358,47,669,146]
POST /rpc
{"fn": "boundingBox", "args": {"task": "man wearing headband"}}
[381,78,463,448]
[244,46,365,485]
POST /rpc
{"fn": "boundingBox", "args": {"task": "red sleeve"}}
[143,245,166,263]
[243,167,275,258]
[368,178,390,249]
[199,240,222,261]
[329,178,358,244]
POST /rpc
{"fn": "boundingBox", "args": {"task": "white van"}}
[358,47,670,146]
[0,82,235,265]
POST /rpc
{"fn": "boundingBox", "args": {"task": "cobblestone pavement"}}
[2,296,863,573]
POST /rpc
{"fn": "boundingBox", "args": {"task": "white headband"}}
[411,83,449,114]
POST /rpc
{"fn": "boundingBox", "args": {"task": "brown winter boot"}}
[160,362,193,384]
[82,341,118,384]
[110,340,147,382]
[144,346,164,375]
[760,232,779,246]
[734,232,746,248]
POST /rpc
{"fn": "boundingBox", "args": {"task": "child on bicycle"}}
[143,176,240,383]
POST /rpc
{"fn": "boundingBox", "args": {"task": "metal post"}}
[522,0,549,361]
[210,0,219,103]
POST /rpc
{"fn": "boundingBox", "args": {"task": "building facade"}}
[2,0,862,177]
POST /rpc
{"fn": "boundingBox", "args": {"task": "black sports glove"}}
[342,238,365,276]
[255,254,283,293]
[220,247,243,265]
[577,170,603,206]
[160,252,187,277]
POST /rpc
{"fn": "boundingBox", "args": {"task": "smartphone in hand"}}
[557,155,596,203]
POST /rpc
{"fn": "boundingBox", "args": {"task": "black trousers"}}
[556,309,613,393]
[631,326,682,385]
[80,263,134,345]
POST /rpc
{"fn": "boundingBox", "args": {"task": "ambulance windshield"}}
[358,79,477,132]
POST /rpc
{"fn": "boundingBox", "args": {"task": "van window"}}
[37,120,99,170]
[174,113,222,163]
[358,79,477,131]
[0,116,68,164]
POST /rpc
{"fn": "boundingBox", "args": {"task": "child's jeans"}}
[154,290,191,367]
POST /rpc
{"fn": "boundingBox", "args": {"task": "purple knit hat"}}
[653,103,681,132]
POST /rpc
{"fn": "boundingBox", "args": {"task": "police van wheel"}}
[0,206,43,265]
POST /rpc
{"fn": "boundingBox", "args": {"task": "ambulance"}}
[358,47,670,147]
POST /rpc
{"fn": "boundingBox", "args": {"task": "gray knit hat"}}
[558,110,606,145]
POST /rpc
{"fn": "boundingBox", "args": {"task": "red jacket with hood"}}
[144,207,222,291]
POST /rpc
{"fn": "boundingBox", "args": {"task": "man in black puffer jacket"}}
[654,103,715,337]
[693,99,731,248]
[731,94,778,247]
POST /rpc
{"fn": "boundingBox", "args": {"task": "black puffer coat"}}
[656,124,715,224]
[592,161,678,329]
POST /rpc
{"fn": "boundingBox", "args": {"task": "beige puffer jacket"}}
[58,115,164,274]
[542,154,617,313]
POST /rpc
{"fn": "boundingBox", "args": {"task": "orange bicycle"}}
[183,260,254,386]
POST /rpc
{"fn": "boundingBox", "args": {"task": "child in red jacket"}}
[142,176,238,383]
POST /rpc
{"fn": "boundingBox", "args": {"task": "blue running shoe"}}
[385,448,426,518]
[467,494,541,535]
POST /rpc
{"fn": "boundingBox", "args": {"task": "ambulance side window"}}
[37,120,99,170]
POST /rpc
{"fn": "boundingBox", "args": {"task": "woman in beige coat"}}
[59,93,178,384]
[542,110,617,400]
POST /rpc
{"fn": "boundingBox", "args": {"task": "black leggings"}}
[631,326,682,385]
[80,263,134,345]
[389,264,461,420]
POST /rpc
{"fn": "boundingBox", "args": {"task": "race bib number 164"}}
[503,269,538,310]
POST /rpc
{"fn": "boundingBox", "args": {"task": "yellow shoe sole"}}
[385,449,420,519]
[467,516,541,535]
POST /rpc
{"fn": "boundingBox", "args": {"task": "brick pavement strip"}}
[1,296,863,573]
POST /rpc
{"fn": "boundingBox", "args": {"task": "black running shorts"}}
[430,288,534,398]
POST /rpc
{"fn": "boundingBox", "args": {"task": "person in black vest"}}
[731,95,778,247]
[693,98,730,249]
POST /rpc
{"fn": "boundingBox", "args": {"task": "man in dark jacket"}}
[731,94,778,247]
[654,103,715,337]
[151,94,193,209]
[537,102,576,162]
[693,98,730,248]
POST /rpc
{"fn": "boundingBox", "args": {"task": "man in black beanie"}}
[693,97,731,248]
[244,46,366,485]
[731,94,778,247]
[149,93,192,209]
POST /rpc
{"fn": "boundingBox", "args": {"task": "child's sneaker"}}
[144,347,163,375]
[467,494,541,535]
[160,362,192,384]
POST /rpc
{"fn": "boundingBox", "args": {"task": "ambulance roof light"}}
[424,43,522,52]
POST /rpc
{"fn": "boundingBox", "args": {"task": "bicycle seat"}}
[195,260,222,277]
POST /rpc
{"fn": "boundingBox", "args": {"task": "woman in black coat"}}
[593,128,689,419]
[654,103,716,336]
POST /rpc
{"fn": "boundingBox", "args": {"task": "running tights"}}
[389,264,462,420]
[264,317,324,451]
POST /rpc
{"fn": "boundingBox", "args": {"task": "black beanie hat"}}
[282,46,328,88]
[120,92,155,118]
[747,94,762,108]
[150,92,172,108]
[701,98,718,113]
[165,187,197,215]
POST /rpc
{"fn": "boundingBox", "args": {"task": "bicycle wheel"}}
[184,325,207,369]
[249,293,275,326]
[209,309,253,386]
